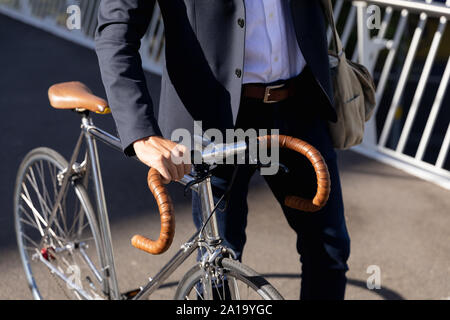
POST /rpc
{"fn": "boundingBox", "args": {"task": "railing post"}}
[353,1,381,147]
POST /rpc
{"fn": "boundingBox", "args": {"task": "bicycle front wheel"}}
[175,258,283,300]
[14,147,107,300]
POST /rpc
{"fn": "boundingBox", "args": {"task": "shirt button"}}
[235,68,242,78]
[237,18,245,28]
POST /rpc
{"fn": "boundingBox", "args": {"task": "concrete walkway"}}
[1,15,449,300]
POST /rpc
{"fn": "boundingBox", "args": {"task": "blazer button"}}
[235,68,242,78]
[237,18,245,28]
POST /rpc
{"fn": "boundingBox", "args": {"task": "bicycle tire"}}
[14,147,107,299]
[174,258,283,300]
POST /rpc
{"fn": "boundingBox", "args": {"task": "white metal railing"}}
[0,0,165,73]
[331,0,450,189]
[0,0,449,189]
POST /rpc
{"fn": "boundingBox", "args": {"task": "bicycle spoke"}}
[39,164,58,230]
[24,170,67,238]
[67,204,89,240]
[22,233,40,250]
[59,185,70,236]
[47,161,58,202]
[19,205,43,233]
[20,196,67,250]
[27,167,48,223]
[23,245,39,252]
[193,281,204,300]
[21,193,63,245]
[19,217,41,229]
[29,161,82,245]
[20,192,45,237]
[76,236,95,243]
[21,183,44,233]
[46,161,67,237]
[212,276,223,300]
[35,161,51,221]
[67,201,82,238]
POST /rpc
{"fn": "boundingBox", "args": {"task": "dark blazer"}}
[95,0,336,156]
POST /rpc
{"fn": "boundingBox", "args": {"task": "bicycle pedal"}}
[122,288,142,300]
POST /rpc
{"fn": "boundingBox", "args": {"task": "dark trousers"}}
[192,67,351,300]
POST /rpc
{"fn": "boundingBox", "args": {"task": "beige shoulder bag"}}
[322,0,377,149]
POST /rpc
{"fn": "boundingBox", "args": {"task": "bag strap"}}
[321,0,343,56]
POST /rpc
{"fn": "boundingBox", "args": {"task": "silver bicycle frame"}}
[44,112,230,300]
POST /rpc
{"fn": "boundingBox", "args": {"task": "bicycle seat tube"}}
[198,177,221,244]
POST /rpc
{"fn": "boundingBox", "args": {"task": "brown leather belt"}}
[242,77,299,104]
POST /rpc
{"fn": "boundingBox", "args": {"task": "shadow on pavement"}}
[155,273,405,300]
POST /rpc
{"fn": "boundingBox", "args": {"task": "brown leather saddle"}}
[48,81,110,114]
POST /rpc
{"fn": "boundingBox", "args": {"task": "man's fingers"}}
[170,144,189,165]
[184,163,192,176]
[170,144,190,180]
[155,165,172,184]
[175,163,185,181]
[134,137,192,183]
[163,158,180,183]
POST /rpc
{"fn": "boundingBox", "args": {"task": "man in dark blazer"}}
[95,0,350,300]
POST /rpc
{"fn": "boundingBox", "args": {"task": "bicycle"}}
[14,81,331,300]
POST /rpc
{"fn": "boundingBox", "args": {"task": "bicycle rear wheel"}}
[14,147,107,299]
[175,258,283,300]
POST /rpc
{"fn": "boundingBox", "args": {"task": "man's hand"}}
[133,136,191,184]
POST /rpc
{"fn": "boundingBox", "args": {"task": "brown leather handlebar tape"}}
[131,168,175,255]
[258,135,331,212]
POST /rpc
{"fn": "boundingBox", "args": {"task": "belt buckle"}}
[263,83,285,104]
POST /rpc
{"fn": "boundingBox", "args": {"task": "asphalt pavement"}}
[1,14,449,300]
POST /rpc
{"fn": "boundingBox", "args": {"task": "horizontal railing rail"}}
[360,0,450,17]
